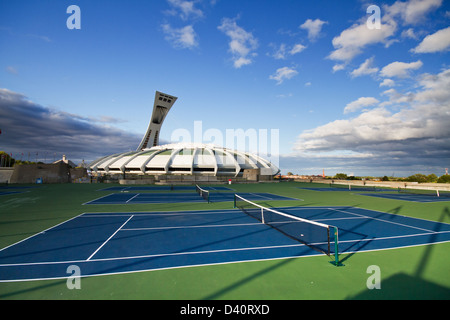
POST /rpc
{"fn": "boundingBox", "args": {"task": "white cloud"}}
[27,34,52,43]
[380,79,396,87]
[380,60,423,78]
[412,26,450,53]
[344,97,379,114]
[233,57,252,68]
[167,0,203,20]
[6,66,18,75]
[381,88,415,105]
[332,64,346,73]
[0,88,141,162]
[218,17,258,68]
[401,28,418,39]
[293,68,450,172]
[270,43,306,60]
[269,67,298,85]
[300,19,328,41]
[350,57,379,77]
[384,0,442,25]
[328,19,396,63]
[415,68,450,103]
[276,93,293,99]
[162,24,198,49]
[296,103,449,153]
[327,0,441,65]
[290,43,307,55]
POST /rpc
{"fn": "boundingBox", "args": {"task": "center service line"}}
[86,215,134,261]
[126,193,141,203]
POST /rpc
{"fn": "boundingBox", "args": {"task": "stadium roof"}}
[89,143,279,177]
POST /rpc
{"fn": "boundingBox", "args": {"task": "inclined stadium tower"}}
[89,91,280,180]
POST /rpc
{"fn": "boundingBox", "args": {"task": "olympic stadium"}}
[89,91,280,182]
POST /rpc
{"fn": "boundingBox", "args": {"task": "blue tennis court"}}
[1,206,449,282]
[98,186,233,192]
[0,191,23,196]
[84,192,299,205]
[298,187,392,192]
[298,187,450,202]
[358,193,450,203]
[0,186,34,196]
[298,187,351,192]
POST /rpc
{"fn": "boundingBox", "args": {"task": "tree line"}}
[333,172,450,184]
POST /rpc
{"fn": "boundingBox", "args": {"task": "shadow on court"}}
[347,206,450,300]
[0,279,67,299]
[347,272,450,300]
[202,258,296,300]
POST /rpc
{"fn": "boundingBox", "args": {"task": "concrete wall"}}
[243,169,259,181]
[9,163,71,184]
[293,178,450,191]
[0,168,14,183]
[70,167,88,180]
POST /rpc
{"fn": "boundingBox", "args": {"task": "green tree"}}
[437,175,450,183]
[407,174,427,183]
[0,151,15,167]
[334,173,348,180]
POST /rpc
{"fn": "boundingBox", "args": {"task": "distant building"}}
[53,155,77,168]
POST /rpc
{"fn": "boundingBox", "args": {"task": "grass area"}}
[0,181,449,300]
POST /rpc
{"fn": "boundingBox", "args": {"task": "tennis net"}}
[234,194,340,265]
[196,185,210,203]
[330,183,377,191]
[398,187,450,198]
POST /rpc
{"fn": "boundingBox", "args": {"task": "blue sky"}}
[1,0,449,176]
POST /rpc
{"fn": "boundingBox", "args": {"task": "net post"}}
[261,208,265,224]
[437,190,440,197]
[331,227,342,267]
[233,194,237,208]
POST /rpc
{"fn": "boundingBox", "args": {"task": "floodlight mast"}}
[137,91,178,151]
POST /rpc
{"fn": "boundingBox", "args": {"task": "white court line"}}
[248,193,303,201]
[86,215,134,261]
[338,231,450,245]
[327,208,437,233]
[80,210,240,217]
[0,214,84,253]
[248,193,273,200]
[0,242,308,267]
[125,193,140,203]
[121,222,263,231]
[81,193,116,205]
[2,231,450,269]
